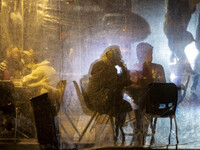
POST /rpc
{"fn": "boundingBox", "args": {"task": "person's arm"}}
[23,68,44,86]
[130,70,143,84]
[3,70,10,80]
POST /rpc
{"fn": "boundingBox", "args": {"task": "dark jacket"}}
[85,60,132,115]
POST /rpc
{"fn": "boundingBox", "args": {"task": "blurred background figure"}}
[164,0,197,95]
[0,47,12,80]
[0,46,25,81]
[164,0,195,64]
[0,46,24,137]
[0,47,17,136]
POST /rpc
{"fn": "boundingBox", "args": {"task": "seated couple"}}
[83,43,166,145]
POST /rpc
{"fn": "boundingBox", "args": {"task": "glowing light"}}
[2,2,7,7]
[123,93,132,101]
[10,12,22,22]
[170,73,176,82]
[38,10,44,15]
[68,48,74,59]
[121,49,127,53]
[184,42,199,70]
[115,65,122,74]
[123,93,139,110]
[169,58,178,65]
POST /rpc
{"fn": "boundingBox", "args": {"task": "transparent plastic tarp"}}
[0,0,200,149]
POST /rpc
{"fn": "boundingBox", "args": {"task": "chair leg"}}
[145,116,153,146]
[115,119,119,141]
[89,113,100,132]
[120,126,125,145]
[150,117,157,146]
[100,116,110,135]
[60,120,71,142]
[14,108,18,143]
[168,117,173,145]
[142,114,146,146]
[63,111,80,136]
[173,115,179,144]
[78,111,97,142]
[125,112,133,126]
[109,116,117,143]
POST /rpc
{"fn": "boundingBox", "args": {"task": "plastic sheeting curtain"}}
[1,0,200,148]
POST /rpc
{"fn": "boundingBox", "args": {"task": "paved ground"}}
[1,79,200,149]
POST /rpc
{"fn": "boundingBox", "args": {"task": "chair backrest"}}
[73,80,93,115]
[79,75,89,93]
[30,93,59,148]
[179,74,190,102]
[56,80,67,112]
[146,83,178,117]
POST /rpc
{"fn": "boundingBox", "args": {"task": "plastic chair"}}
[177,74,190,104]
[57,80,81,142]
[73,80,116,143]
[143,83,179,147]
[30,93,59,149]
[55,80,67,113]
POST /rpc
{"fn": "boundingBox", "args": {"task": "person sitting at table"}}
[0,46,24,80]
[21,49,35,76]
[22,51,61,148]
[8,47,24,80]
[0,47,13,80]
[22,51,60,106]
[129,42,166,145]
[0,47,17,136]
[0,55,9,80]
[131,42,166,85]
[85,45,132,144]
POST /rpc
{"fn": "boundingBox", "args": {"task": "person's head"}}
[102,45,123,66]
[136,42,153,63]
[22,49,38,65]
[10,47,21,62]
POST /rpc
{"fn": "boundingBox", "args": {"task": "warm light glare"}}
[2,2,7,7]
[38,10,44,15]
[121,49,127,53]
